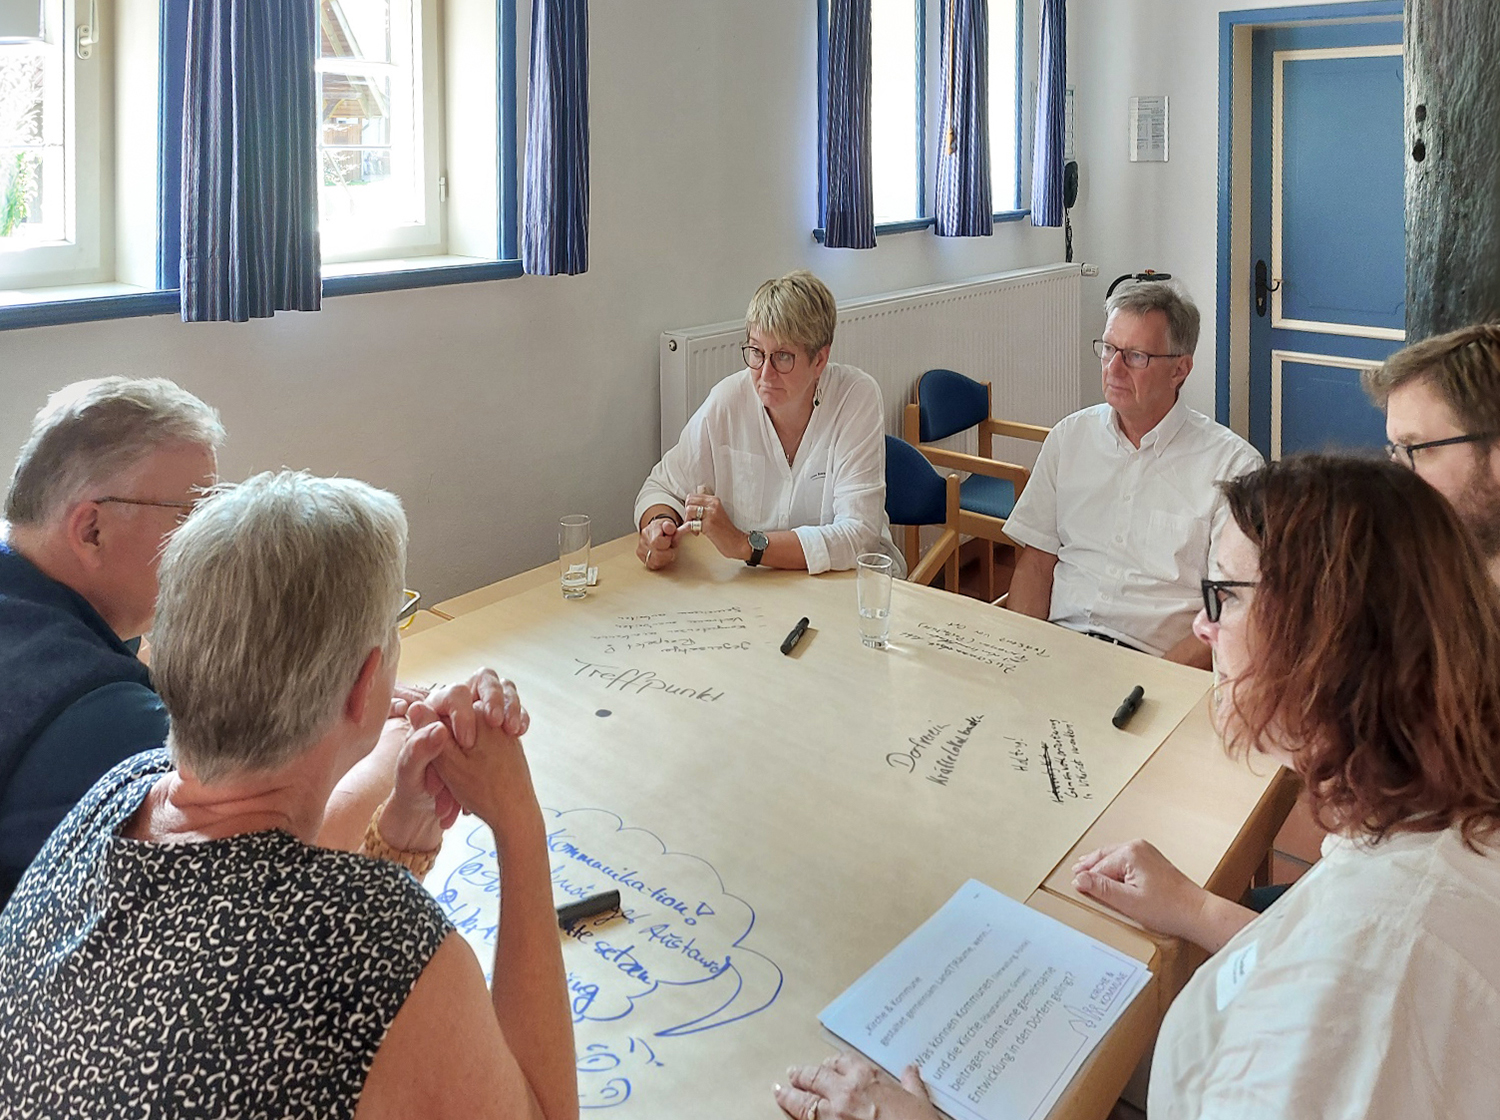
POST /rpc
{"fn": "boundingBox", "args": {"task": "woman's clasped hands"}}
[377,670,534,851]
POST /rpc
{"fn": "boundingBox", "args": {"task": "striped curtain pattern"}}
[179,0,320,322]
[821,0,875,249]
[522,0,590,275]
[934,0,992,237]
[1029,0,1066,227]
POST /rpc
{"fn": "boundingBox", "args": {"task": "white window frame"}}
[0,0,111,291]
[0,0,519,323]
[319,0,447,265]
[870,0,921,225]
[987,0,1021,214]
[843,0,1026,236]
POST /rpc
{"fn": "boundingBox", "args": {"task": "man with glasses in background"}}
[0,378,223,905]
[1364,323,1500,586]
[1004,282,1262,667]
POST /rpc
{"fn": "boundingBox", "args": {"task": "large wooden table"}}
[401,535,1296,1119]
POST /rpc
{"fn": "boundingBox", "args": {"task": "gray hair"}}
[152,471,408,783]
[1104,281,1201,356]
[5,377,225,524]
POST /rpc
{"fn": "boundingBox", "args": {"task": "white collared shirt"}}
[634,363,904,576]
[1002,399,1262,655]
[1150,826,1500,1120]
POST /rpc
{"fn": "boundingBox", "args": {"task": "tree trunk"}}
[1406,0,1500,340]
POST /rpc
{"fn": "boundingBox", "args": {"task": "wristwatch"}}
[746,530,768,567]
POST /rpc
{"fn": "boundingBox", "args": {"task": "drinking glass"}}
[857,553,894,649]
[560,515,591,599]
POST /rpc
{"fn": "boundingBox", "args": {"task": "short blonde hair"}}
[5,377,224,524]
[153,471,407,783]
[745,270,838,358]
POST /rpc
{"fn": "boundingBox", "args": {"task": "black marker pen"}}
[781,616,811,655]
[556,889,622,928]
[1112,685,1145,730]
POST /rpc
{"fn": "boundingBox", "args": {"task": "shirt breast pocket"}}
[1142,508,1211,585]
[725,448,767,526]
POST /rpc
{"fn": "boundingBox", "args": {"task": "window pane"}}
[0,43,64,245]
[318,0,419,235]
[322,71,392,148]
[321,0,392,63]
[989,0,1020,212]
[870,0,918,224]
[320,71,404,225]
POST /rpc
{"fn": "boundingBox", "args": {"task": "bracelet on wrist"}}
[646,512,680,529]
[360,795,441,880]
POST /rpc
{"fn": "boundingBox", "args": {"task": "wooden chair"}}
[903,368,1051,600]
[883,436,961,588]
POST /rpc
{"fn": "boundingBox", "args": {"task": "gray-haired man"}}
[1004,283,1263,666]
[0,378,223,904]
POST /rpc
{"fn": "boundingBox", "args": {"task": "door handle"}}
[1255,259,1282,317]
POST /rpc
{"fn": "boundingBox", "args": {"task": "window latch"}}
[76,0,98,59]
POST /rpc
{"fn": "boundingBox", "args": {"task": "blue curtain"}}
[935,0,992,237]
[522,0,589,275]
[1030,0,1066,227]
[179,0,320,322]
[821,0,875,249]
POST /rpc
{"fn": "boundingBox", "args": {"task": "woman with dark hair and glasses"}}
[772,455,1500,1120]
[634,270,903,576]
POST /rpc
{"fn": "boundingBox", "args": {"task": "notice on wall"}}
[819,881,1150,1120]
[1128,95,1169,162]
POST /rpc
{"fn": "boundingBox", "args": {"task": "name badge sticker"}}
[1214,940,1258,1011]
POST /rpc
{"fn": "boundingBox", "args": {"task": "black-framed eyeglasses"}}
[1384,432,1495,470]
[93,495,201,524]
[1201,579,1257,623]
[1092,340,1185,370]
[742,344,798,373]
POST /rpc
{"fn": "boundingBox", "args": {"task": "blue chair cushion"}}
[884,436,947,527]
[917,368,990,443]
[959,473,1018,520]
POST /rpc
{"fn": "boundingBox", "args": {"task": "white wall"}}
[1066,0,1382,418]
[0,0,1068,602]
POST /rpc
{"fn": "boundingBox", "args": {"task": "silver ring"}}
[806,1100,820,1120]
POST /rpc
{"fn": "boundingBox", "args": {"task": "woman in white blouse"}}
[635,270,903,576]
[773,455,1500,1120]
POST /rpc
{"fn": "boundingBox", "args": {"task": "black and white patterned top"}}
[0,749,453,1119]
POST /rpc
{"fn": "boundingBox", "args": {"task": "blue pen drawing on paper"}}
[431,807,785,1110]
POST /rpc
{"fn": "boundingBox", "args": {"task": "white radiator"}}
[658,263,1083,467]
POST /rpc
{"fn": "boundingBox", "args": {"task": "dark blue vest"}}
[0,542,154,796]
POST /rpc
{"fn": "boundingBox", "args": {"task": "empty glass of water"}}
[857,553,894,649]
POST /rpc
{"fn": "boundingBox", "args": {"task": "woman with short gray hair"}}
[0,471,578,1120]
[635,269,904,576]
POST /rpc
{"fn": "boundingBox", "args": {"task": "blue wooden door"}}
[1249,21,1404,459]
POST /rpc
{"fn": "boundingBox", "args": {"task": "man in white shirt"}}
[1363,322,1500,586]
[1003,283,1262,666]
